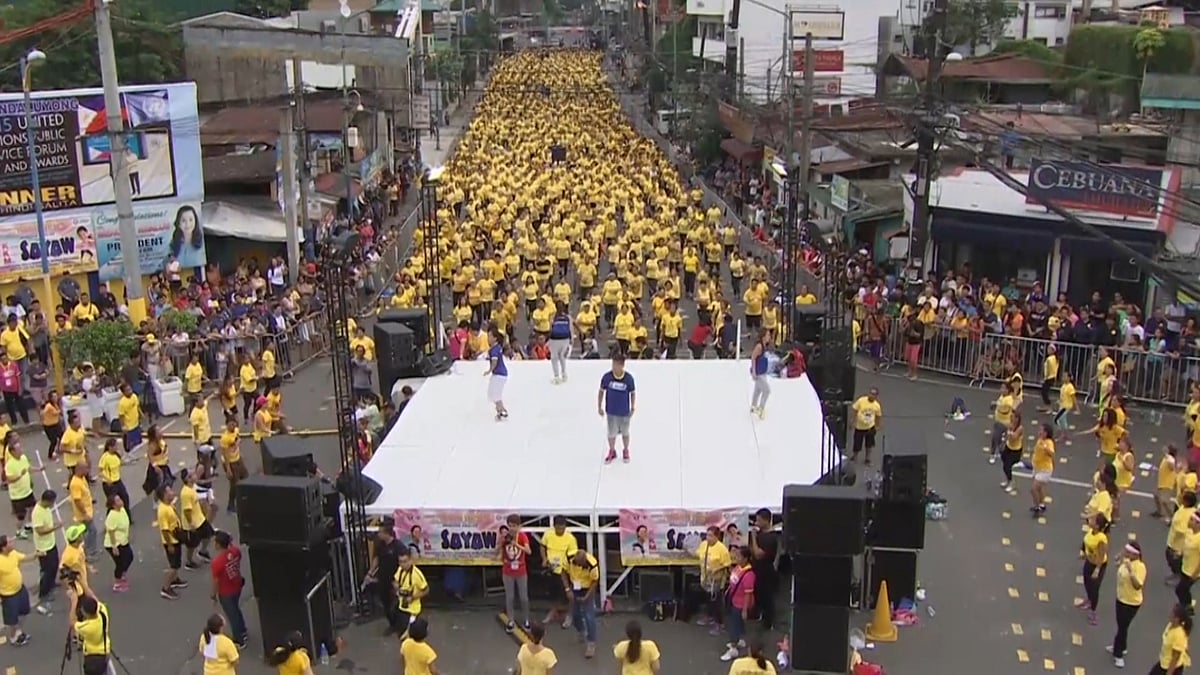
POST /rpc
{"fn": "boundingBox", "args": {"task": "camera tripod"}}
[58,627,132,675]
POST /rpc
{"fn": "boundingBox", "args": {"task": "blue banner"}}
[1025,159,1164,218]
[94,201,206,281]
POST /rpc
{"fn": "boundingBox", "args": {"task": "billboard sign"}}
[686,0,725,16]
[792,49,845,73]
[0,213,98,283]
[815,76,843,96]
[0,83,203,219]
[831,175,850,211]
[790,10,845,40]
[95,201,207,281]
[411,95,432,130]
[1026,159,1164,218]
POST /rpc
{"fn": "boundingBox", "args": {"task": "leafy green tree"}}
[55,319,137,387]
[0,0,182,92]
[1133,26,1166,77]
[942,0,1019,55]
[461,8,499,83]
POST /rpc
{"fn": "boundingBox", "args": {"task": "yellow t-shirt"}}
[1183,531,1200,578]
[75,602,110,655]
[200,633,240,675]
[1160,623,1192,669]
[394,565,429,615]
[0,550,25,595]
[104,508,130,548]
[275,648,312,675]
[190,406,212,444]
[98,452,122,484]
[1059,382,1077,411]
[261,349,276,379]
[994,395,1014,425]
[1083,530,1108,565]
[149,439,169,468]
[613,639,661,675]
[1115,559,1147,606]
[69,475,93,521]
[1114,450,1135,489]
[697,540,731,579]
[219,429,241,464]
[852,396,881,431]
[0,326,27,360]
[1097,425,1126,456]
[239,363,258,393]
[185,362,204,394]
[117,394,140,432]
[60,544,87,588]
[567,552,600,591]
[157,501,181,546]
[1032,438,1055,472]
[1170,506,1197,552]
[253,409,273,442]
[400,638,437,675]
[181,484,206,530]
[729,656,778,675]
[516,644,558,675]
[542,531,578,573]
[1087,489,1113,521]
[60,426,86,468]
[31,503,55,553]
[1161,455,1179,491]
[5,453,31,500]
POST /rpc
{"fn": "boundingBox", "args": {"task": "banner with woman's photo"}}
[618,508,751,566]
[391,509,509,566]
[94,200,206,281]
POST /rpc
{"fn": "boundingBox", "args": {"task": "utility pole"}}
[292,59,310,279]
[738,37,745,101]
[280,109,299,280]
[908,0,948,285]
[95,0,145,324]
[725,0,741,99]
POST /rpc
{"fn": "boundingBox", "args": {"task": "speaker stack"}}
[783,483,868,674]
[865,446,929,608]
[375,308,452,399]
[236,474,336,659]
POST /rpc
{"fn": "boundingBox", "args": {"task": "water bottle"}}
[319,643,330,666]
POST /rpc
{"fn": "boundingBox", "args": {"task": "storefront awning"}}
[202,201,306,243]
[931,211,1055,251]
[720,138,761,164]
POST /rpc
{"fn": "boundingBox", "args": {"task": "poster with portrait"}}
[391,509,509,566]
[0,213,97,282]
[618,508,751,566]
[94,200,206,281]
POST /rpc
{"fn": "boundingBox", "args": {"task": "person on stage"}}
[748,331,771,420]
[598,354,635,465]
[548,306,573,384]
[484,328,509,421]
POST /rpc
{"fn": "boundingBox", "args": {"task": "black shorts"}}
[0,587,29,626]
[82,654,109,675]
[186,522,215,547]
[9,494,35,519]
[852,428,877,454]
[164,544,182,570]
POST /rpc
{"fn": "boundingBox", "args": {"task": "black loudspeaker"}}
[253,569,334,661]
[867,500,927,549]
[791,554,853,606]
[791,304,826,344]
[418,349,453,377]
[321,481,343,539]
[550,144,567,163]
[247,541,332,597]
[867,548,918,608]
[335,464,383,506]
[236,475,323,546]
[260,435,316,477]
[807,332,856,401]
[782,484,867,557]
[789,604,851,674]
[377,308,430,353]
[375,322,418,395]
[882,450,928,503]
[821,400,850,455]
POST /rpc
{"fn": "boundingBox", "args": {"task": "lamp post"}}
[344,89,364,218]
[21,48,63,393]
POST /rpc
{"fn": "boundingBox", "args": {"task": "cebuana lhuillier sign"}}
[1026,159,1165,219]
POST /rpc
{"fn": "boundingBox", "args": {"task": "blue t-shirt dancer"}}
[485,329,509,421]
[598,354,636,464]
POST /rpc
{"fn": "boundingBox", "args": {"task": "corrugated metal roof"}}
[1142,73,1200,103]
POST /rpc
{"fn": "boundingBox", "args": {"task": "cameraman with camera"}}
[393,548,429,638]
[73,594,110,675]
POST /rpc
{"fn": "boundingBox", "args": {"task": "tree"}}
[54,319,138,389]
[1133,26,1166,77]
[461,8,499,83]
[0,0,182,92]
[428,47,464,107]
[942,0,1019,56]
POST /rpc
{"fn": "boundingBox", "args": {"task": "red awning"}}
[720,138,761,164]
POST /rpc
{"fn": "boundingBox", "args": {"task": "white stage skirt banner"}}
[391,509,509,566]
[618,508,751,566]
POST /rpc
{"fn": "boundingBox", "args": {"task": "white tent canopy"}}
[202,201,305,243]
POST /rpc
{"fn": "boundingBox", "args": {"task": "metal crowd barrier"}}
[878,322,1200,409]
[150,310,330,383]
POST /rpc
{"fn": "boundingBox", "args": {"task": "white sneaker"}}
[720,646,739,662]
[1114,657,1125,668]
[552,377,561,384]
[1105,646,1113,654]
[34,604,48,616]
[988,456,997,464]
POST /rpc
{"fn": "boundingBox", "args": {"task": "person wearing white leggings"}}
[749,332,772,420]
[548,309,573,384]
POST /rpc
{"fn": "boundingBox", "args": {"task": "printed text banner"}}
[0,83,204,219]
[95,201,206,281]
[0,214,98,283]
[618,508,751,566]
[392,509,510,566]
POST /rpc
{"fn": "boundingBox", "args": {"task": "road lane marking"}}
[1012,472,1155,499]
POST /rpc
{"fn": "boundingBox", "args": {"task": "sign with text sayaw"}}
[391,509,510,565]
[94,200,207,281]
[1025,159,1165,218]
[790,10,844,40]
[0,83,204,219]
[791,49,845,73]
[618,508,751,566]
[0,213,98,283]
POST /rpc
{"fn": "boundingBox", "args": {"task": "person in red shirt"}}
[499,514,531,633]
[687,321,713,359]
[210,531,247,648]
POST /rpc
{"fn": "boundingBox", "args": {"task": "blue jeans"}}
[218,590,247,642]
[726,603,747,644]
[571,591,597,642]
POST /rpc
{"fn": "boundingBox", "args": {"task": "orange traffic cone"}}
[865,581,898,643]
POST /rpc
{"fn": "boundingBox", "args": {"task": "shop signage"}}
[1025,159,1163,218]
[815,76,842,96]
[411,95,432,129]
[791,49,844,73]
[686,0,725,16]
[789,10,844,40]
[831,175,850,211]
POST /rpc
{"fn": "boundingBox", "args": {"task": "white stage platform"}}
[363,359,829,516]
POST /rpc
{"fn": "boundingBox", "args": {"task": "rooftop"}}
[201,100,351,145]
[882,53,1053,83]
[203,151,278,184]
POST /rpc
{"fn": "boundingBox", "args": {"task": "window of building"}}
[1032,37,1048,45]
[1054,37,1064,45]
[1033,4,1066,18]
[698,19,724,42]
